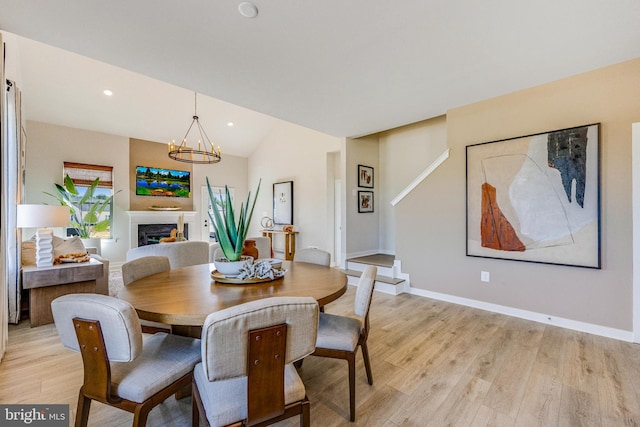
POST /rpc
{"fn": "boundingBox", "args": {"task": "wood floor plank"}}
[514,327,566,427]
[3,284,640,426]
[596,336,640,426]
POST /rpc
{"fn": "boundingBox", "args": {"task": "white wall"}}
[248,122,341,256]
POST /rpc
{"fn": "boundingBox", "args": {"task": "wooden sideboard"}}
[21,258,104,327]
[261,229,299,260]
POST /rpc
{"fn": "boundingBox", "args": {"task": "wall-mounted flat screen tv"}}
[135,166,191,198]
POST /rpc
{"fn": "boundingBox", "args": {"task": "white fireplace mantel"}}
[126,211,197,249]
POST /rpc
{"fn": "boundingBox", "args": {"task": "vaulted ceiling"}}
[1,1,639,157]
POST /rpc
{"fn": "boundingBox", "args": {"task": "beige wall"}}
[25,121,130,262]
[395,58,640,332]
[25,125,248,261]
[378,116,448,253]
[129,138,194,211]
[346,135,379,257]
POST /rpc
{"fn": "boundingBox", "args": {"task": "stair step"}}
[341,269,405,286]
[346,254,394,268]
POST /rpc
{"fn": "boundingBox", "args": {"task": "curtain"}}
[4,78,21,326]
[0,33,7,359]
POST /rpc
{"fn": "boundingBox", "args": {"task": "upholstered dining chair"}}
[192,296,319,427]
[121,255,172,333]
[312,265,377,421]
[294,247,331,266]
[51,293,201,427]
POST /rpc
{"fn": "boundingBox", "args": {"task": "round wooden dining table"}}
[117,261,347,336]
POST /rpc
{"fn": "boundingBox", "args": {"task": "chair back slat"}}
[247,324,287,425]
[354,266,377,319]
[201,297,318,381]
[52,293,143,362]
[72,318,121,403]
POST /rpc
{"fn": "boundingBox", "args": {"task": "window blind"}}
[63,162,113,188]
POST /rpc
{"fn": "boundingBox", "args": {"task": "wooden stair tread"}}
[346,254,394,268]
[341,269,405,285]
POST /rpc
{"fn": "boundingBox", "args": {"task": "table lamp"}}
[17,204,70,267]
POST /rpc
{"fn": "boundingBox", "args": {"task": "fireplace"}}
[126,211,197,249]
[138,223,189,246]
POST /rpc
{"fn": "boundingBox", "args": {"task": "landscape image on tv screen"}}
[136,166,191,198]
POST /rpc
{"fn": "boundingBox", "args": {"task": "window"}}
[63,162,115,239]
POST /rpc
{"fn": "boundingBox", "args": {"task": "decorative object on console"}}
[466,123,601,268]
[207,177,261,263]
[17,204,70,268]
[358,164,374,188]
[273,180,293,225]
[260,216,274,229]
[168,92,222,164]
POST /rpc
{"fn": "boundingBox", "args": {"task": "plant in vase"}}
[207,177,261,275]
[44,175,119,242]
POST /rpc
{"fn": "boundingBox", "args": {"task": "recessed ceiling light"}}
[238,2,258,18]
[227,122,234,127]
[103,89,113,96]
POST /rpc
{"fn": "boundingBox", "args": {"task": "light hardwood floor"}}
[2,286,640,426]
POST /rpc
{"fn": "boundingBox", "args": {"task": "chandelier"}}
[168,92,222,164]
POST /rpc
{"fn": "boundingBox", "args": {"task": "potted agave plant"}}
[207,177,261,276]
[45,175,118,251]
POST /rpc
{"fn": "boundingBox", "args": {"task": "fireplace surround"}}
[126,211,197,249]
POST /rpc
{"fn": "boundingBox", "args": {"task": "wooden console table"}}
[261,229,299,260]
[22,258,104,327]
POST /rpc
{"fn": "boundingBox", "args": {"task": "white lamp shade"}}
[16,204,70,228]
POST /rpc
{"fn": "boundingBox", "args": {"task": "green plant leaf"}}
[206,176,261,262]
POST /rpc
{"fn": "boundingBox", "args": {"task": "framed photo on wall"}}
[358,164,374,188]
[466,123,601,268]
[358,191,374,213]
[273,181,294,225]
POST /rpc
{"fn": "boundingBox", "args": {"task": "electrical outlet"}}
[481,271,490,282]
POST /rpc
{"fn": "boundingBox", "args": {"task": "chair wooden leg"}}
[361,342,373,385]
[192,388,200,427]
[132,404,152,427]
[301,398,310,427]
[347,352,356,422]
[75,390,91,427]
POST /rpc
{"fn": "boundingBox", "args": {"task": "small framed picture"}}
[358,191,374,213]
[358,164,374,188]
[273,180,294,225]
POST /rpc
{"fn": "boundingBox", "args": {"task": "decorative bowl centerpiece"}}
[213,255,254,278]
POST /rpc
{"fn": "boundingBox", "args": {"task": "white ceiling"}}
[1,1,639,157]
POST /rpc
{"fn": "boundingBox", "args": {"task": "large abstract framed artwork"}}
[466,123,601,268]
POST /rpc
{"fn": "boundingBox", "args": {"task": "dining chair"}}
[192,296,319,427]
[293,247,331,266]
[51,293,201,427]
[121,255,172,333]
[312,265,377,421]
[293,248,331,315]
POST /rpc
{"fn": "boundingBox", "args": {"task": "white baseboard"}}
[408,286,634,342]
